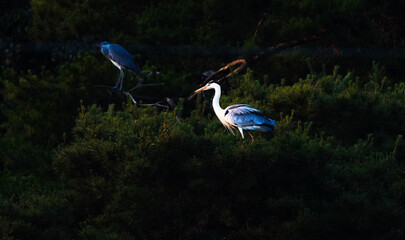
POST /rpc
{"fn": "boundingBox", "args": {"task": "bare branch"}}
[201,59,247,86]
[188,59,247,100]
[254,35,321,60]
[94,84,171,109]
[128,83,165,92]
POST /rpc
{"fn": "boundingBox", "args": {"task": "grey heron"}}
[96,41,141,91]
[195,82,276,142]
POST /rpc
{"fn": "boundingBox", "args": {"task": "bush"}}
[1,1,405,239]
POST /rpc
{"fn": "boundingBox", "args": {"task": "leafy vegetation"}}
[1,0,405,239]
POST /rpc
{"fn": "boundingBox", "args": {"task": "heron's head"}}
[194,82,218,93]
[96,41,110,47]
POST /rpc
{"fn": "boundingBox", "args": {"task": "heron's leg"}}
[119,71,125,91]
[247,131,254,143]
[114,70,124,90]
[238,128,245,138]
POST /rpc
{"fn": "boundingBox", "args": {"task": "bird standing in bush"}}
[96,41,141,91]
[195,82,276,142]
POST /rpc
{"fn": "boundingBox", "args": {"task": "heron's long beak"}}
[194,85,208,93]
[95,43,102,47]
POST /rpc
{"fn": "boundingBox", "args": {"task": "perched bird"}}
[96,41,141,91]
[195,82,276,142]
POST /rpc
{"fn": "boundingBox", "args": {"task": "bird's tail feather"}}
[262,118,276,131]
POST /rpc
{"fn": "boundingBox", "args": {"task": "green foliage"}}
[2,1,405,239]
[254,0,374,45]
[2,65,403,239]
[27,0,405,49]
[0,52,194,173]
[264,65,405,147]
[0,0,31,40]
[0,54,97,172]
[27,0,266,46]
[46,94,404,238]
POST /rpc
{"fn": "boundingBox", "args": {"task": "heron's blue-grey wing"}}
[108,44,141,74]
[224,104,276,131]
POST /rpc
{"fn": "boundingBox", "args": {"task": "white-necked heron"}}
[194,82,276,142]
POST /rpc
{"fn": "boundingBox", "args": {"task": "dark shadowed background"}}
[1,1,405,239]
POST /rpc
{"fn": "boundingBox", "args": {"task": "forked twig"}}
[94,83,170,109]
[124,92,170,108]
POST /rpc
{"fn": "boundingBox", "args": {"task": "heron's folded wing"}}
[108,44,141,74]
[224,104,276,129]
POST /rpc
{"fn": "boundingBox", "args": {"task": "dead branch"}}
[187,59,247,101]
[252,8,270,42]
[201,59,247,86]
[94,84,171,109]
[254,35,321,61]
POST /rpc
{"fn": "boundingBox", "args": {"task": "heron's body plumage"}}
[97,41,141,90]
[101,44,141,74]
[224,104,276,132]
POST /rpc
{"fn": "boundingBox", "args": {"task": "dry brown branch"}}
[254,35,321,60]
[187,59,247,101]
[252,9,270,41]
[201,59,247,86]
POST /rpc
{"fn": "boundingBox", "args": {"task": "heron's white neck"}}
[211,84,226,121]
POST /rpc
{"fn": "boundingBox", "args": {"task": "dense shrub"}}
[0,52,192,173]
[2,66,404,239]
[1,1,405,239]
